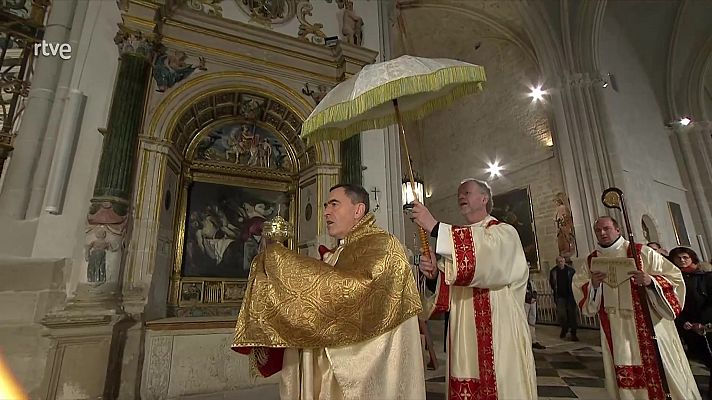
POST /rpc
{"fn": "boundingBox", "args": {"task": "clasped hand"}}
[409,201,438,233]
[590,270,652,288]
[419,249,438,279]
[683,322,709,336]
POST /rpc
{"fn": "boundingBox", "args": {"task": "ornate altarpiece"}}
[167,91,307,317]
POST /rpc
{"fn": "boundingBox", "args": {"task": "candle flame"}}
[0,353,27,400]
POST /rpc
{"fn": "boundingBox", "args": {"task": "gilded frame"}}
[168,118,299,317]
[491,186,541,271]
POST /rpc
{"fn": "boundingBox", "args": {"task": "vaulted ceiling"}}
[393,0,712,122]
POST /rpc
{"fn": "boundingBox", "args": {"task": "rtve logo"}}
[33,40,72,60]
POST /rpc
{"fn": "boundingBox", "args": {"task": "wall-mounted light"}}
[528,84,547,102]
[666,116,694,128]
[601,73,618,91]
[486,161,503,179]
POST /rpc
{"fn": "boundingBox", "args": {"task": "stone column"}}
[551,72,617,252]
[0,0,77,218]
[674,121,712,258]
[71,27,155,307]
[39,26,155,400]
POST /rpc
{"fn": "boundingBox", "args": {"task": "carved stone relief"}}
[113,25,156,59]
[297,1,326,44]
[236,0,297,27]
[171,91,307,167]
[302,82,330,105]
[152,46,207,92]
[144,336,173,399]
[340,0,363,46]
[184,0,224,17]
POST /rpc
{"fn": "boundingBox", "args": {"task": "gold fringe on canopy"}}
[301,64,486,144]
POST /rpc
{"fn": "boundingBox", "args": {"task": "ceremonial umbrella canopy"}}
[301,54,486,250]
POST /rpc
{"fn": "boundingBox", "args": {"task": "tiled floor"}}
[194,323,710,399]
[424,322,710,400]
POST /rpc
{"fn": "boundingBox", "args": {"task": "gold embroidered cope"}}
[232,214,422,349]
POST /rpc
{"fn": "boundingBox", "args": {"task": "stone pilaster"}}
[71,27,155,306]
[38,26,156,400]
[340,134,362,185]
[551,71,617,252]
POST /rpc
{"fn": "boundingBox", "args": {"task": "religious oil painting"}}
[193,122,293,172]
[181,181,290,278]
[491,187,540,271]
[667,201,691,246]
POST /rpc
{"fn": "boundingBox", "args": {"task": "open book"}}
[589,257,638,288]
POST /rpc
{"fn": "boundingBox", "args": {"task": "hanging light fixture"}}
[402,160,424,205]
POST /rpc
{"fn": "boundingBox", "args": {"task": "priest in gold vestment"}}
[232,184,426,400]
[412,178,537,399]
[573,216,700,400]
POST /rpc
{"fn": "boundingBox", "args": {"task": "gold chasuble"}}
[421,216,537,400]
[573,238,700,400]
[232,213,426,400]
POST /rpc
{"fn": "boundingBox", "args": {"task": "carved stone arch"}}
[684,36,712,120]
[170,89,309,172]
[666,2,712,120]
[144,71,338,166]
[514,2,568,82]
[573,1,607,74]
[641,213,660,243]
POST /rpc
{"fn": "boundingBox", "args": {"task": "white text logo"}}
[33,40,72,60]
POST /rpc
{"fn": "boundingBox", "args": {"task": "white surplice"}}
[279,243,426,400]
[573,237,701,400]
[425,215,537,399]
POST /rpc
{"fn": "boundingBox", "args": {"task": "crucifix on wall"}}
[370,187,380,212]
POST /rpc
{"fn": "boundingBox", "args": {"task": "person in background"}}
[549,256,579,341]
[573,216,700,399]
[648,241,670,258]
[526,274,546,349]
[670,246,712,399]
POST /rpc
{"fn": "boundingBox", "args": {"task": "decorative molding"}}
[184,0,224,17]
[236,0,298,28]
[563,71,606,89]
[145,336,173,399]
[170,90,308,169]
[114,24,159,59]
[297,1,327,45]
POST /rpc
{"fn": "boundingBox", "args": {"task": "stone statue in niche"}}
[341,0,363,46]
[553,192,577,258]
[84,225,122,283]
[152,49,207,92]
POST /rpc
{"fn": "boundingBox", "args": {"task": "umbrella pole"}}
[393,99,432,257]
[393,99,440,369]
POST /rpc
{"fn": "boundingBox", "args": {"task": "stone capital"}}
[113,24,159,60]
[672,120,712,138]
[563,71,607,89]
